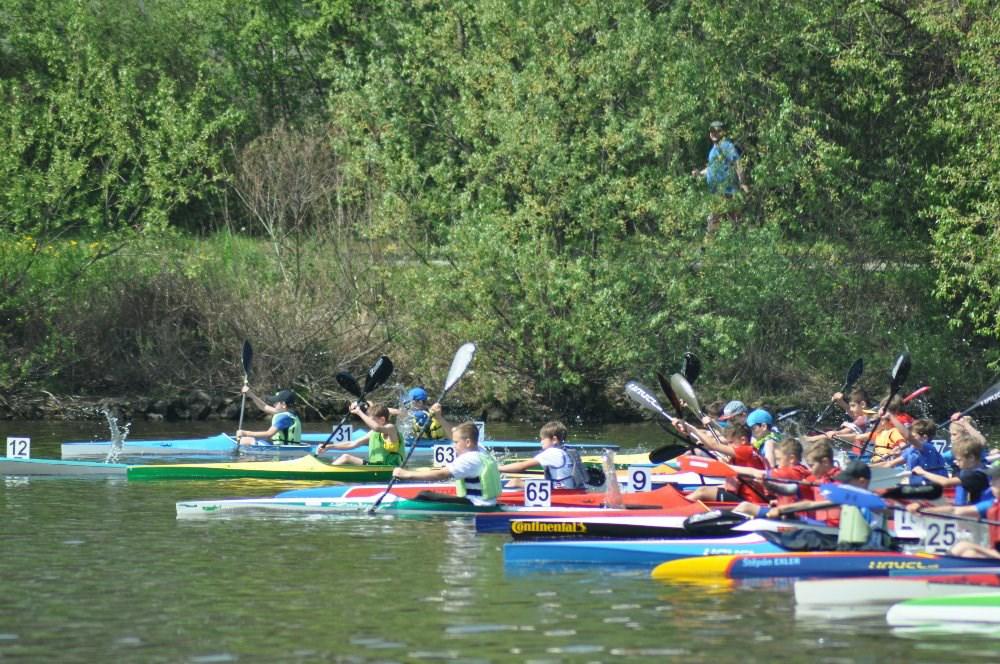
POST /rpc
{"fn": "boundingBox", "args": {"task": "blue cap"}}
[746,408,773,428]
[406,387,428,403]
[719,400,747,420]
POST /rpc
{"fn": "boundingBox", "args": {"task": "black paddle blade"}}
[973,378,1000,410]
[241,340,253,377]
[880,483,944,501]
[889,352,912,394]
[764,479,800,496]
[363,355,393,394]
[648,443,689,464]
[624,380,673,421]
[682,352,701,385]
[335,371,363,398]
[845,357,864,390]
[683,510,749,536]
[656,371,686,418]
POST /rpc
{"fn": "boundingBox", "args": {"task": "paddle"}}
[813,357,864,426]
[234,340,253,455]
[664,372,770,502]
[934,377,1000,429]
[622,379,697,461]
[674,455,799,496]
[681,352,701,385]
[682,510,751,535]
[856,352,911,459]
[368,342,477,514]
[656,371,688,421]
[316,356,394,454]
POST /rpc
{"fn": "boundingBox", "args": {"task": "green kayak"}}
[127,455,396,481]
[887,591,1000,626]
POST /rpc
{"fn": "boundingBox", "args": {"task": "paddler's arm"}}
[236,424,278,440]
[870,455,905,469]
[392,466,452,481]
[429,402,453,436]
[910,466,959,487]
[323,430,370,452]
[766,499,827,519]
[498,457,540,474]
[242,386,277,415]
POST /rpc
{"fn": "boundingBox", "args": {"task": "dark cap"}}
[709,120,725,130]
[265,389,296,406]
[835,460,871,482]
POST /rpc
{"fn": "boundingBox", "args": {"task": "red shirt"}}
[767,463,812,507]
[727,444,768,502]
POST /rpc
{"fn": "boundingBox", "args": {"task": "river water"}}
[1,420,997,662]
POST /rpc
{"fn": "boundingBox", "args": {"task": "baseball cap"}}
[746,409,773,428]
[835,460,871,482]
[719,400,748,421]
[265,389,296,406]
[709,120,725,130]
[406,387,429,403]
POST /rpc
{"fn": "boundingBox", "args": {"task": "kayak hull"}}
[887,592,1000,626]
[128,455,396,481]
[795,575,1000,606]
[504,534,783,569]
[1,456,128,477]
[652,551,1000,581]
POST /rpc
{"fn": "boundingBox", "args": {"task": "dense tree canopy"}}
[1,0,997,417]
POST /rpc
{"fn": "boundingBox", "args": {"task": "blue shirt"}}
[705,138,740,194]
[901,444,947,485]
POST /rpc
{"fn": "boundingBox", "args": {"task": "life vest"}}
[542,445,587,489]
[988,501,1000,549]
[837,505,872,546]
[455,451,501,501]
[271,411,302,444]
[367,430,403,467]
[408,409,445,441]
[872,427,906,460]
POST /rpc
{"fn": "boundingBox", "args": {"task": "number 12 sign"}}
[6,437,30,459]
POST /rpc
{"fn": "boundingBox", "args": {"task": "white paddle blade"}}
[669,372,702,416]
[444,342,477,392]
[624,380,672,421]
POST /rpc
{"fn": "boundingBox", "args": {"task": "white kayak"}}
[1,456,128,477]
[887,591,1000,626]
[796,575,1000,606]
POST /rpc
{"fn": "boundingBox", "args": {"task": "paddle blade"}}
[625,380,674,422]
[880,483,943,501]
[845,357,864,390]
[889,352,912,395]
[442,342,477,396]
[972,378,1000,411]
[648,443,689,464]
[670,372,702,416]
[335,372,363,398]
[819,483,886,510]
[656,371,686,418]
[241,340,253,378]
[676,455,736,477]
[903,385,931,404]
[363,355,394,394]
[682,352,701,385]
[683,510,749,535]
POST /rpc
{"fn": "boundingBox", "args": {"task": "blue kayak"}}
[503,534,782,570]
[62,432,619,459]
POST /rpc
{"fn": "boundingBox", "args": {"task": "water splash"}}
[102,410,131,464]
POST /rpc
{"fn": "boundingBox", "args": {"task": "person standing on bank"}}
[692,120,749,232]
[235,387,302,446]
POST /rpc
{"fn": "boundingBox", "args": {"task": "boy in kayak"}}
[747,408,781,467]
[730,438,812,517]
[391,421,501,506]
[679,422,768,503]
[718,400,748,426]
[762,440,840,520]
[497,421,587,489]
[804,387,873,444]
[912,415,993,504]
[908,463,1000,559]
[235,388,302,446]
[871,418,947,483]
[389,387,447,445]
[324,402,403,467]
[833,460,891,550]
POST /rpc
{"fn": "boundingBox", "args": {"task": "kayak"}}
[506,514,838,540]
[795,575,1000,606]
[504,533,784,569]
[651,551,1000,581]
[474,502,717,534]
[887,592,1000,626]
[128,455,397,481]
[1,456,128,477]
[175,492,645,518]
[62,431,619,459]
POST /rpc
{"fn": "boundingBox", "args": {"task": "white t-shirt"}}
[446,450,495,506]
[534,446,578,488]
